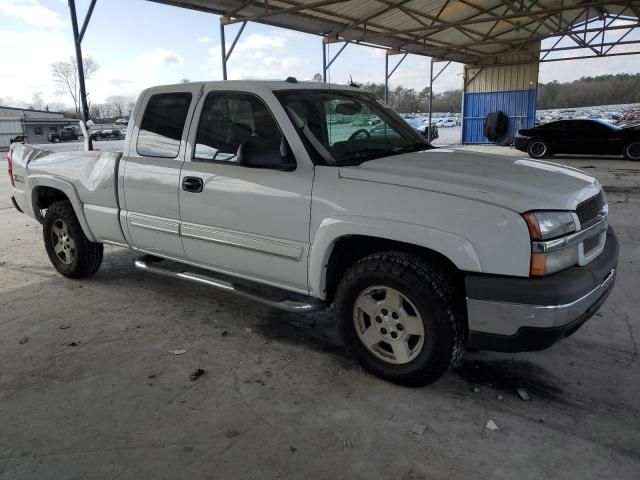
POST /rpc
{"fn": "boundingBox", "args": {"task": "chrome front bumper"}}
[465,226,619,352]
[467,268,615,336]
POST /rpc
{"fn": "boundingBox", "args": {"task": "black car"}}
[48,127,78,143]
[9,134,26,144]
[515,119,640,160]
[90,129,122,141]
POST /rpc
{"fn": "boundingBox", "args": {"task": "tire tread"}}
[44,200,103,278]
[335,250,466,386]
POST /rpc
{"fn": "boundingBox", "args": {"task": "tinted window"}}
[541,121,564,131]
[194,93,281,162]
[565,121,605,135]
[137,92,192,158]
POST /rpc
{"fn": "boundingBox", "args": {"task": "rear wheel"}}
[43,200,103,278]
[527,139,549,158]
[623,141,640,161]
[335,251,466,386]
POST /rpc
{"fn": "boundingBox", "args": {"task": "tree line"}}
[354,81,462,113]
[537,74,640,109]
[356,74,640,113]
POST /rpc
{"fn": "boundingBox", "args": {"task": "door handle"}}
[182,176,203,193]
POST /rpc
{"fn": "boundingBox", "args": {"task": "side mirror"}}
[237,136,296,171]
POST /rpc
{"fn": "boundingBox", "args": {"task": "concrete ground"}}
[0,144,638,479]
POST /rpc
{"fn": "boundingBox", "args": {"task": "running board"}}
[134,255,325,313]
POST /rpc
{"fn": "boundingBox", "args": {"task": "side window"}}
[194,93,281,162]
[136,92,192,158]
[582,122,607,135]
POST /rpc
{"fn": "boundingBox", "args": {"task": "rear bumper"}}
[465,226,619,352]
[10,196,23,213]
[513,137,529,152]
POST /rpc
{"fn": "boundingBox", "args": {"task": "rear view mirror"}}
[335,102,362,116]
[237,136,296,171]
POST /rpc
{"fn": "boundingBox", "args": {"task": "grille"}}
[583,235,600,254]
[576,191,604,226]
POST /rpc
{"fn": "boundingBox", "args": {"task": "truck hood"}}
[338,148,601,212]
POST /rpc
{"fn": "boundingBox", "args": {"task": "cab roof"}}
[147,79,364,93]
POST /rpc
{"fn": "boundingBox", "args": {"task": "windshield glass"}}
[275,89,431,166]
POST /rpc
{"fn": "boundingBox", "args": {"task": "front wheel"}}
[623,141,640,161]
[43,200,103,278]
[527,139,549,158]
[335,251,466,386]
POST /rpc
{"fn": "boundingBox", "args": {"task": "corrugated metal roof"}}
[150,0,640,63]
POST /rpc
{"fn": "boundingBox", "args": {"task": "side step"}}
[134,255,326,313]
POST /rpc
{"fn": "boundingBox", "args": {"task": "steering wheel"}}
[348,128,371,140]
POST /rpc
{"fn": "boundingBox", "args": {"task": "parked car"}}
[439,118,457,128]
[405,118,438,141]
[9,134,26,144]
[515,119,640,160]
[48,127,78,143]
[90,129,122,141]
[8,80,618,386]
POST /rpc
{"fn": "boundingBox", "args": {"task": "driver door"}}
[178,89,314,293]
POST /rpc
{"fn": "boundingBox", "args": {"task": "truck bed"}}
[10,144,125,245]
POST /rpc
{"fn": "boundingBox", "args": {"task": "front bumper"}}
[465,226,619,352]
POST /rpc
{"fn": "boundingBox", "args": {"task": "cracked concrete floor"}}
[0,151,638,480]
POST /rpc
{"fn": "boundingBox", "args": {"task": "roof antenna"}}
[348,75,361,88]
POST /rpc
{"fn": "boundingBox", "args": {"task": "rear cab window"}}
[136,92,192,158]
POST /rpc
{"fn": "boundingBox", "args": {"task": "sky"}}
[0,0,639,108]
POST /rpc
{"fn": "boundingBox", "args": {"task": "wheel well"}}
[32,186,69,222]
[324,235,465,302]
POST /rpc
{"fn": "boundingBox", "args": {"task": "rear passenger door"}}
[120,85,200,259]
[178,89,314,293]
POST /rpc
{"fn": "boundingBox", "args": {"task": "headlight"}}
[523,211,576,240]
[523,211,578,276]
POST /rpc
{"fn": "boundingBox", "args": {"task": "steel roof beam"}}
[226,0,348,24]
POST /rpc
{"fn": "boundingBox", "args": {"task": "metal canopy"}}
[151,0,640,64]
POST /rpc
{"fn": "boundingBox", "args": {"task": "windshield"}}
[275,89,431,166]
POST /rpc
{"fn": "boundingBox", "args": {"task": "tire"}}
[335,251,466,387]
[527,138,549,159]
[623,141,640,161]
[43,200,103,278]
[53,137,60,143]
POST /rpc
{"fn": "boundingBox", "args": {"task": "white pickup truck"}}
[8,80,618,386]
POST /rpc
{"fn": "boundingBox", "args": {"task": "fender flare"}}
[308,215,482,299]
[27,174,97,242]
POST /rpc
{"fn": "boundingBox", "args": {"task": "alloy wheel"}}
[353,285,425,365]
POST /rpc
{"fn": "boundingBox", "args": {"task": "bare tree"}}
[51,56,99,117]
[105,95,128,118]
[29,92,46,110]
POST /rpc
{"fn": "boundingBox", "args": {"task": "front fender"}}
[27,174,97,242]
[308,215,482,298]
